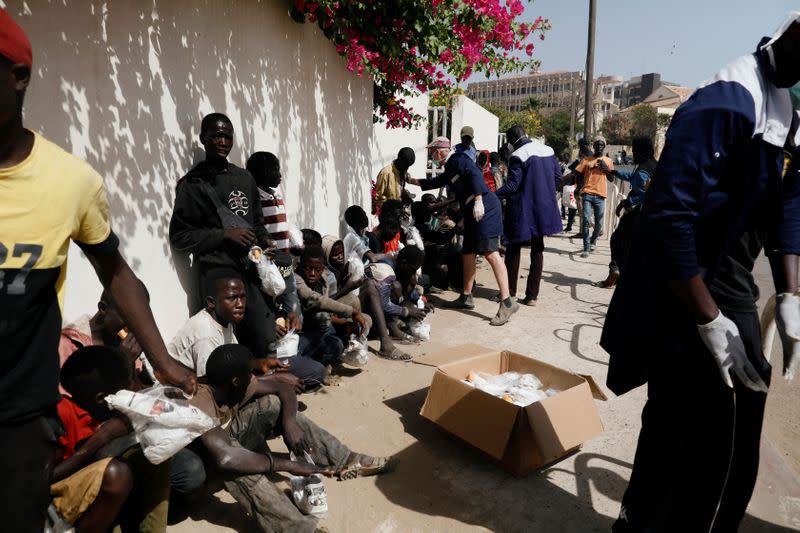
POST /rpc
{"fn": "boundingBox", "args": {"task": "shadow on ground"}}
[376,388,625,532]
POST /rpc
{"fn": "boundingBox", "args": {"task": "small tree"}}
[541,110,572,157]
[630,105,658,142]
[601,113,632,145]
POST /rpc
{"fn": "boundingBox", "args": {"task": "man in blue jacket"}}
[602,13,800,532]
[496,125,563,305]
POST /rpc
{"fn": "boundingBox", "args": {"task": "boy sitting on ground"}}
[164,268,307,392]
[59,281,151,390]
[52,346,171,532]
[295,245,367,380]
[180,344,393,533]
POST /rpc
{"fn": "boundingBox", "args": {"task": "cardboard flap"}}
[414,343,498,368]
[577,374,608,401]
[420,370,520,460]
[524,382,604,464]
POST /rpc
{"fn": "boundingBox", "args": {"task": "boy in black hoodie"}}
[170,113,276,358]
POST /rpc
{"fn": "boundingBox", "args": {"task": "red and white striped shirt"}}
[259,187,290,251]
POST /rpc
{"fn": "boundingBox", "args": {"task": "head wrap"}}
[0,9,32,67]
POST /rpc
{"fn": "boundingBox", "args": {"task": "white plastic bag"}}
[463,370,557,407]
[288,225,304,249]
[341,334,369,366]
[290,451,328,516]
[250,247,285,297]
[409,299,431,341]
[346,251,365,282]
[105,386,216,464]
[276,329,300,359]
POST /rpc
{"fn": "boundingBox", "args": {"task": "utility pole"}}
[583,0,597,141]
[569,74,577,141]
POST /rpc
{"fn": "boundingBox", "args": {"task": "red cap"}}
[0,9,32,67]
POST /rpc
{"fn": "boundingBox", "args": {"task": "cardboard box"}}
[417,343,606,476]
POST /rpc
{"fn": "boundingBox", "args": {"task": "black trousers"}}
[0,410,63,532]
[613,308,770,532]
[504,236,545,300]
[608,208,639,276]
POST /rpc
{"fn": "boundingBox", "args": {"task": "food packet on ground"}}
[409,299,431,341]
[341,334,369,366]
[105,386,217,464]
[290,451,328,516]
[276,329,300,359]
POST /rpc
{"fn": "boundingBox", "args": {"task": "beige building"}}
[641,84,694,110]
[467,71,622,134]
[467,70,583,115]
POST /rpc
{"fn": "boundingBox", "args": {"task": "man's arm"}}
[87,250,196,394]
[770,255,800,294]
[200,425,332,477]
[52,416,131,483]
[168,181,226,255]
[251,379,308,455]
[295,273,356,316]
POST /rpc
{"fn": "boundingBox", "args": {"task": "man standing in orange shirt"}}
[572,136,614,258]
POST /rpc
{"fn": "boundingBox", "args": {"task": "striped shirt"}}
[259,187,290,251]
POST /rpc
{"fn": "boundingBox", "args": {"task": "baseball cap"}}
[427,136,451,149]
[460,126,474,139]
[0,9,32,68]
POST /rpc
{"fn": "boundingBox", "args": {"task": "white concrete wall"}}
[450,95,499,152]
[370,93,429,205]
[5,0,423,339]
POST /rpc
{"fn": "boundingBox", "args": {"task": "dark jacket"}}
[170,160,268,270]
[419,152,503,241]
[601,45,800,395]
[496,138,563,243]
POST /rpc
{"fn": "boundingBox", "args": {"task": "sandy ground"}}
[170,234,800,532]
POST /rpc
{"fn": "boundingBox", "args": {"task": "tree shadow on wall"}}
[15,0,370,275]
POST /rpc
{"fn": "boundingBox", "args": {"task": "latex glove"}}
[697,311,768,393]
[473,197,485,221]
[776,292,800,380]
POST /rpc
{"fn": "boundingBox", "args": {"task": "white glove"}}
[697,311,768,393]
[776,293,800,380]
[473,197,485,221]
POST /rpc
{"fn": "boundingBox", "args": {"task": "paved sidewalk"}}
[170,233,799,532]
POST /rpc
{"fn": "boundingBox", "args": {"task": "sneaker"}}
[590,244,596,252]
[519,297,537,306]
[490,300,519,326]
[447,293,475,309]
[580,251,589,258]
[571,232,583,239]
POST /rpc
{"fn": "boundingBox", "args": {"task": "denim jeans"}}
[582,193,605,252]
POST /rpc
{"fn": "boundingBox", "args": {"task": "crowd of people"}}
[3,6,800,533]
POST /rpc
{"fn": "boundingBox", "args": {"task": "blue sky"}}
[466,0,798,88]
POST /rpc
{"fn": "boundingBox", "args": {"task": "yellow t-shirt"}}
[374,162,407,210]
[576,156,614,198]
[0,132,115,422]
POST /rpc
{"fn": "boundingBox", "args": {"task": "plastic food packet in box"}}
[290,451,328,516]
[276,329,300,359]
[341,334,369,366]
[105,386,217,464]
